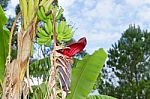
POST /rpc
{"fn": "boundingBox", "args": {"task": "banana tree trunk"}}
[2,20,36,99]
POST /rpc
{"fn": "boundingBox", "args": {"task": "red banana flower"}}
[57,37,87,57]
[56,37,87,95]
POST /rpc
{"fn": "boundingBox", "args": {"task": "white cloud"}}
[59,0,76,17]
[83,0,96,9]
[125,0,150,7]
[94,20,112,31]
[59,0,150,53]
[125,0,143,7]
[5,0,150,53]
[137,6,150,22]
[86,32,120,42]
[95,0,115,18]
[59,0,75,8]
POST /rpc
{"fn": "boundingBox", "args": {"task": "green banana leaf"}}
[0,5,9,82]
[29,57,51,81]
[87,95,117,99]
[30,83,48,99]
[67,48,107,99]
[29,57,79,80]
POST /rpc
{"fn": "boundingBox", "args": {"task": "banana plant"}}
[0,0,116,99]
[30,49,112,99]
[35,3,87,98]
[1,0,54,98]
[34,3,112,99]
[28,1,112,99]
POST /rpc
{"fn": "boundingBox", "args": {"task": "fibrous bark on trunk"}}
[2,19,37,99]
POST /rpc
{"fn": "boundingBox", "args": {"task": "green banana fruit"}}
[45,39,52,47]
[37,9,45,21]
[47,19,52,34]
[56,23,59,34]
[65,27,73,35]
[58,21,65,33]
[57,35,62,43]
[37,37,49,43]
[40,6,47,20]
[37,37,52,46]
[62,27,73,41]
[63,32,73,38]
[62,21,66,33]
[63,25,69,33]
[56,7,64,20]
[44,23,50,34]
[37,31,47,38]
[37,27,48,37]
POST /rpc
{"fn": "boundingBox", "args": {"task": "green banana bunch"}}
[37,0,55,21]
[46,5,63,20]
[36,3,73,45]
[56,21,74,43]
[37,19,53,47]
[37,3,64,21]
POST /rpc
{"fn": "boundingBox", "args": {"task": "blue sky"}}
[6,0,150,54]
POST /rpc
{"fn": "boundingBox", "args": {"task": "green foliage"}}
[97,25,150,98]
[30,57,50,81]
[67,48,107,99]
[87,95,116,99]
[0,5,9,82]
[29,56,81,81]
[30,83,48,99]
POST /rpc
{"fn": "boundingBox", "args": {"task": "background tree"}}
[0,0,10,10]
[97,25,150,99]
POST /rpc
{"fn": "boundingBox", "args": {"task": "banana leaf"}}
[0,5,9,82]
[67,48,107,99]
